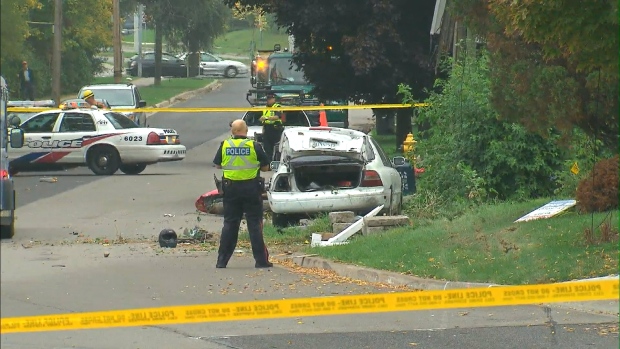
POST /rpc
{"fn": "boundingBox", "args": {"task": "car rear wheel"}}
[224,66,238,78]
[0,221,15,239]
[87,146,120,175]
[272,213,299,228]
[119,163,147,175]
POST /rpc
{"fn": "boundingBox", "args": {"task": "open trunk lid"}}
[284,129,369,162]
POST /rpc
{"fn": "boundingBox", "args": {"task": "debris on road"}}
[104,252,110,258]
[39,177,57,183]
[158,228,178,248]
[311,205,384,247]
[312,207,411,246]
[163,213,175,217]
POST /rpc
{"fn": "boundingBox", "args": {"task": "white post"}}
[137,4,144,77]
[133,11,139,53]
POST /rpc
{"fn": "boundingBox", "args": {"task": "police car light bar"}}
[7,100,56,108]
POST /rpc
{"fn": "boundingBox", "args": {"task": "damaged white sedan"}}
[267,127,403,227]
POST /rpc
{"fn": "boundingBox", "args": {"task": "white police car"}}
[7,102,186,175]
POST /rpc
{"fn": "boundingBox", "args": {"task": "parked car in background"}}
[78,84,147,127]
[267,127,403,227]
[126,52,186,77]
[178,52,248,78]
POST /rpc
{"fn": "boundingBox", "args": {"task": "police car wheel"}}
[87,146,120,175]
[119,163,147,175]
[0,222,15,239]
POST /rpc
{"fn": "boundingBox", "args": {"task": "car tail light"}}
[0,169,9,179]
[361,170,383,187]
[146,132,161,145]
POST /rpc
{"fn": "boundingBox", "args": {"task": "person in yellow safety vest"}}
[259,92,284,161]
[81,90,107,109]
[213,119,273,269]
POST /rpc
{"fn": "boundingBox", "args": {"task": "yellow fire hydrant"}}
[402,133,417,163]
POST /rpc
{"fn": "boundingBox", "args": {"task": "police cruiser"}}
[7,102,186,175]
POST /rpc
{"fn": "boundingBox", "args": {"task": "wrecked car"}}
[267,127,403,227]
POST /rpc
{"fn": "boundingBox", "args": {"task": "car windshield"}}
[8,112,38,124]
[268,58,306,84]
[103,112,140,129]
[84,89,134,107]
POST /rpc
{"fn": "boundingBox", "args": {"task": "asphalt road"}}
[12,77,247,207]
[2,79,618,349]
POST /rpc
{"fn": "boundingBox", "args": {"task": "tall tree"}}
[0,0,40,67]
[142,0,229,78]
[225,0,437,147]
[452,0,619,151]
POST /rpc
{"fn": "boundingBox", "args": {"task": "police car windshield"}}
[103,112,140,129]
[84,89,134,107]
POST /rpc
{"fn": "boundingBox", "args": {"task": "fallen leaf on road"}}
[458,311,469,316]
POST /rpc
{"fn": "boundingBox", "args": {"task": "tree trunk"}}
[154,23,163,86]
[374,109,395,135]
[395,107,413,153]
[188,39,200,77]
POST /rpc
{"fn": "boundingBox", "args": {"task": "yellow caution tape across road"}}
[7,103,429,114]
[1,279,617,334]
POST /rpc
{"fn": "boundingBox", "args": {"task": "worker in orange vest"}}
[319,103,328,126]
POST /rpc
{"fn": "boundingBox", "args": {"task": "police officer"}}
[81,90,107,109]
[213,119,273,269]
[259,92,284,161]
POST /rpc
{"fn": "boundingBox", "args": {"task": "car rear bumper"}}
[268,187,386,214]
[118,145,187,164]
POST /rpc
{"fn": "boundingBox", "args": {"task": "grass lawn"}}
[371,130,402,159]
[304,199,618,285]
[139,77,214,106]
[213,29,290,56]
[122,29,156,43]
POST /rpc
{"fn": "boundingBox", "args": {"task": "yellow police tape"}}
[7,103,429,114]
[1,279,617,334]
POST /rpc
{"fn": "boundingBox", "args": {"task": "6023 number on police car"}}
[124,136,143,142]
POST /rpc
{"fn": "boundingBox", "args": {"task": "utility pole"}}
[112,0,122,83]
[52,0,62,106]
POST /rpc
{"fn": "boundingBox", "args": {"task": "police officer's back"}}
[213,119,273,268]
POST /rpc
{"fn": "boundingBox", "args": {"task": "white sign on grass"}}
[514,200,577,223]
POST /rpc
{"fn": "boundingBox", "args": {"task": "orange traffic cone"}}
[319,103,328,126]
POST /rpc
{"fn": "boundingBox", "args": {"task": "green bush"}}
[412,51,564,202]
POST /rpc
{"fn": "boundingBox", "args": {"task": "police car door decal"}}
[8,112,61,164]
[48,112,98,163]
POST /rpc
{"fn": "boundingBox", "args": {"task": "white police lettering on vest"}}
[225,147,251,156]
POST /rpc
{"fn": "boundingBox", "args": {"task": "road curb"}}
[146,79,222,119]
[289,255,495,290]
[289,256,619,314]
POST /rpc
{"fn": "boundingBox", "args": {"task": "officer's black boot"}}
[216,254,231,268]
[255,261,273,268]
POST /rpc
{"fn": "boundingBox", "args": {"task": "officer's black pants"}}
[218,179,269,265]
[262,128,282,161]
